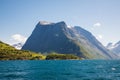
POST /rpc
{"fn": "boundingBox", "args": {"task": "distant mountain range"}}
[22,21,117,59]
[106,41,120,56]
[12,43,23,50]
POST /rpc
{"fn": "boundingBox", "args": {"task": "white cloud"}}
[98,35,103,39]
[67,25,73,28]
[11,34,27,43]
[93,22,101,27]
[96,34,103,40]
[91,22,101,30]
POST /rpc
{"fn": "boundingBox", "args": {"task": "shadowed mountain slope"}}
[22,21,117,59]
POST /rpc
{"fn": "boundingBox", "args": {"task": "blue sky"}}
[0,0,120,46]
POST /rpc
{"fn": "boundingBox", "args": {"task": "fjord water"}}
[0,60,120,80]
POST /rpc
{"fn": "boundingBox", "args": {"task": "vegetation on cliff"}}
[0,41,46,60]
[0,41,80,60]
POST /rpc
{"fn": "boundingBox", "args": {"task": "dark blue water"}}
[0,60,120,80]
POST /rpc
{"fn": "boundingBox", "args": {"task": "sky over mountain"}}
[0,0,120,45]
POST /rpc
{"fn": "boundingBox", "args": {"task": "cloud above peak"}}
[93,22,101,27]
[96,34,103,40]
[67,25,73,28]
[91,22,101,30]
[11,34,27,43]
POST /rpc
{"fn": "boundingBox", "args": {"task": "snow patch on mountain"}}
[12,43,23,50]
[39,21,53,25]
[106,41,120,56]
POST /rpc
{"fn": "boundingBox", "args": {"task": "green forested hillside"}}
[46,52,80,60]
[0,41,46,60]
[0,41,80,60]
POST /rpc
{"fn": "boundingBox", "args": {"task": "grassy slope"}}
[46,52,81,60]
[0,41,80,60]
[73,41,107,59]
[0,41,46,60]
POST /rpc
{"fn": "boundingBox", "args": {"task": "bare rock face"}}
[22,21,117,59]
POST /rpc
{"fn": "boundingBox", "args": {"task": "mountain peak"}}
[54,21,67,28]
[106,43,114,49]
[38,21,66,26]
[22,21,117,59]
[38,21,53,25]
[115,41,120,46]
[56,21,65,24]
[106,41,120,56]
[107,41,120,50]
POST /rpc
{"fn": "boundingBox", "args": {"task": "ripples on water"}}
[0,60,120,80]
